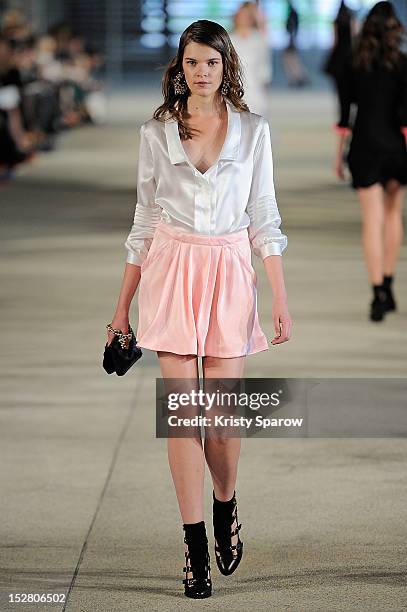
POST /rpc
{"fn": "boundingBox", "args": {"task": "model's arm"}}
[334,130,350,180]
[108,263,141,343]
[333,64,353,179]
[107,124,159,345]
[246,118,292,344]
[263,255,291,344]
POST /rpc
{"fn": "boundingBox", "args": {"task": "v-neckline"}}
[176,100,230,177]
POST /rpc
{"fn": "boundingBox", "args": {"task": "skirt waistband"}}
[155,221,249,245]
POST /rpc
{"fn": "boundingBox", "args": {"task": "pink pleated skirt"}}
[136,221,269,358]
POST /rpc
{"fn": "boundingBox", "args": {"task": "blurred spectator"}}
[14,35,60,150]
[282,1,310,87]
[36,35,65,82]
[229,2,272,117]
[0,34,34,181]
[1,8,32,43]
[48,21,72,62]
[0,12,106,183]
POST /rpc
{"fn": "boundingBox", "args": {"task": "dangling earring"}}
[221,78,230,96]
[173,71,188,95]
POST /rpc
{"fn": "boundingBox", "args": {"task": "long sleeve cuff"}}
[124,197,161,267]
[334,124,351,135]
[125,235,154,267]
[125,249,144,267]
[247,193,288,259]
[125,123,159,267]
[258,238,288,259]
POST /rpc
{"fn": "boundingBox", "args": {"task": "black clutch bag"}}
[103,323,142,376]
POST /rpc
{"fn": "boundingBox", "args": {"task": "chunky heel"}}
[182,521,212,599]
[213,490,243,576]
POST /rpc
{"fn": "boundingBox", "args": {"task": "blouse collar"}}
[165,99,241,165]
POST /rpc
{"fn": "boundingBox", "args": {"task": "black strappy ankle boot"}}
[213,490,243,576]
[182,521,212,599]
[370,285,388,322]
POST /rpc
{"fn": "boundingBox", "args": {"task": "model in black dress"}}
[323,1,356,100]
[334,1,407,322]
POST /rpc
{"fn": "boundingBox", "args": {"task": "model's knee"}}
[168,435,203,450]
[385,179,401,196]
[204,435,235,447]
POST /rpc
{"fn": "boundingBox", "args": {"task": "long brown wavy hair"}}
[353,1,406,71]
[153,19,249,140]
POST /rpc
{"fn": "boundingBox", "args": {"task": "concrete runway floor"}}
[0,91,406,611]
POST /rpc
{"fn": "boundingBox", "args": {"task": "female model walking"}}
[334,1,407,322]
[229,2,272,118]
[323,1,357,98]
[107,20,291,598]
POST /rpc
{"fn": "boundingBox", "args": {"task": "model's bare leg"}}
[383,179,405,276]
[358,183,385,285]
[202,355,246,501]
[202,355,246,564]
[157,351,203,524]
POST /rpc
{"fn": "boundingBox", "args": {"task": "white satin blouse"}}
[125,99,287,266]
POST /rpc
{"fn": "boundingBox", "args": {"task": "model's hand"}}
[107,313,129,346]
[271,297,292,344]
[334,154,345,180]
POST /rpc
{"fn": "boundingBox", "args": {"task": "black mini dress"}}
[336,54,407,189]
